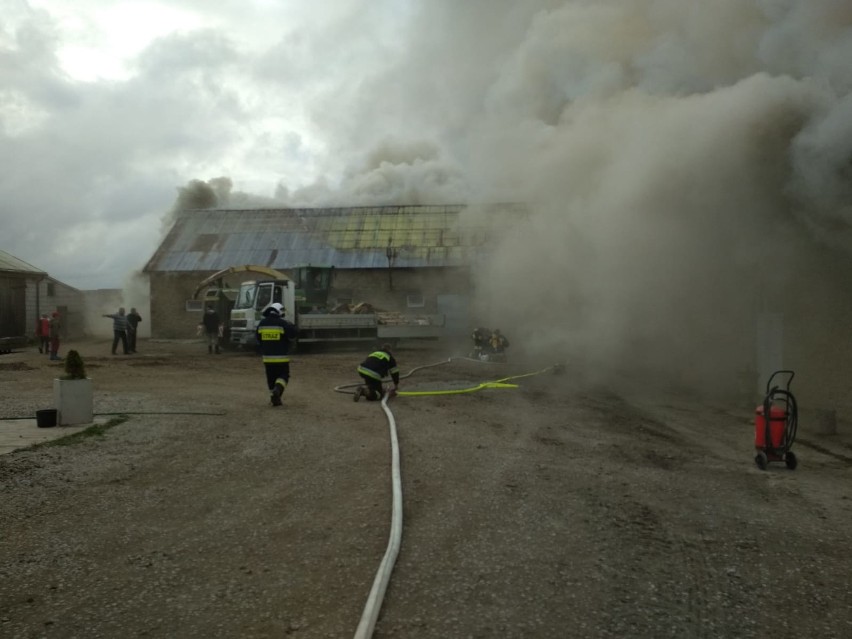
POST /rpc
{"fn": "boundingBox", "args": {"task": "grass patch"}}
[32,416,129,449]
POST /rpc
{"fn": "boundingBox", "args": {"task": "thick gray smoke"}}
[181,1,852,393]
[454,1,852,390]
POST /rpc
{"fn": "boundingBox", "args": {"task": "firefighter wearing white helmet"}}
[255,302,297,406]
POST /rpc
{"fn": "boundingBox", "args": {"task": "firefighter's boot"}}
[271,381,284,406]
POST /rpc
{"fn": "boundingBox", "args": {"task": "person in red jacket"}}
[48,311,62,361]
[35,314,50,354]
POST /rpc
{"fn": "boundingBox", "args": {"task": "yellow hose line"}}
[396,365,554,397]
[494,366,555,384]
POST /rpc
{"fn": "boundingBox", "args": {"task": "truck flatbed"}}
[297,312,445,344]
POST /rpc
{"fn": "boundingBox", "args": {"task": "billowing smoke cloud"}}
[477,74,822,385]
[273,138,470,206]
[458,1,852,389]
[158,1,850,391]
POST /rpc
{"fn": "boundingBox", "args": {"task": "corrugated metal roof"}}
[144,204,527,273]
[0,249,47,275]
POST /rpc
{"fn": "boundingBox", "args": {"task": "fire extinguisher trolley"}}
[754,370,798,471]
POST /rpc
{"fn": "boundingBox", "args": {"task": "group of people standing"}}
[34,312,62,361]
[102,307,142,355]
[34,306,142,359]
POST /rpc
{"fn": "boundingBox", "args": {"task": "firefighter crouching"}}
[354,344,400,402]
[470,327,490,359]
[255,302,296,407]
[488,329,510,362]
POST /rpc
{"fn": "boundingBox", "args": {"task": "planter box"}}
[53,378,94,426]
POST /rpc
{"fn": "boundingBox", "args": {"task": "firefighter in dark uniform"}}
[490,328,509,353]
[255,302,297,406]
[470,326,490,359]
[353,344,400,402]
[488,328,510,362]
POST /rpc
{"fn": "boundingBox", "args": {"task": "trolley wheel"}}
[785,451,798,470]
[755,452,768,471]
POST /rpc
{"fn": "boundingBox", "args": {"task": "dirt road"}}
[2,339,852,638]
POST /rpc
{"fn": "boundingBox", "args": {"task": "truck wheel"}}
[755,452,768,471]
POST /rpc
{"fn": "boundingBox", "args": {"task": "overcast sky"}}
[2,0,851,297]
[2,0,418,288]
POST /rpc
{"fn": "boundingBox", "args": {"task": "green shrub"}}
[64,350,87,380]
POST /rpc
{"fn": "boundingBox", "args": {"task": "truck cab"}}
[292,265,334,312]
[228,279,295,347]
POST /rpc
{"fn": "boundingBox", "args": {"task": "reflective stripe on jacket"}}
[256,316,296,363]
[357,350,399,384]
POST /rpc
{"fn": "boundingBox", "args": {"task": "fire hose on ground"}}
[344,357,562,639]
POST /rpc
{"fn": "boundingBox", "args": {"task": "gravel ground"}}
[2,338,852,638]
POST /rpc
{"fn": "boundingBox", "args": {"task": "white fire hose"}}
[350,358,560,637]
[353,392,403,639]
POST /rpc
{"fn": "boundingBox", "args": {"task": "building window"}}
[406,292,425,308]
[46,282,55,297]
[186,300,203,312]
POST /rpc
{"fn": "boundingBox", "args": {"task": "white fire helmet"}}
[270,302,284,315]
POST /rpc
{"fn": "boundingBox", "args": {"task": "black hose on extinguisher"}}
[764,370,798,453]
[773,388,798,452]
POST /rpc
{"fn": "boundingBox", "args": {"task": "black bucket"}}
[36,409,58,428]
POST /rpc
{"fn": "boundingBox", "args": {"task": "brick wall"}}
[149,273,207,339]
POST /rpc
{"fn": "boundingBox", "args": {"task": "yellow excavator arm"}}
[193,265,292,299]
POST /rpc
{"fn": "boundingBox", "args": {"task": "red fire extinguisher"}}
[754,370,798,470]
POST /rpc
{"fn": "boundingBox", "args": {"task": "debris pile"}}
[329,302,380,314]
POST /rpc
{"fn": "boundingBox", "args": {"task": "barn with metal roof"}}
[143,204,527,339]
